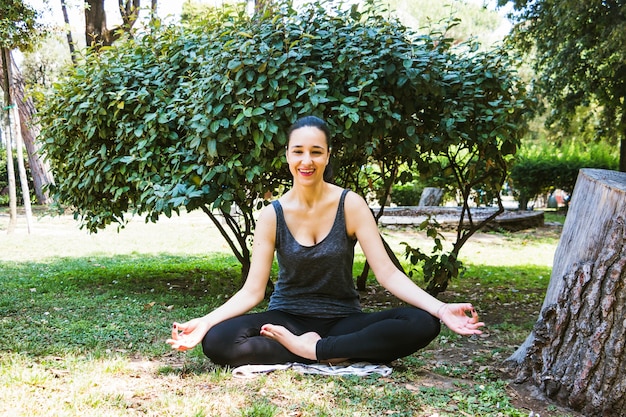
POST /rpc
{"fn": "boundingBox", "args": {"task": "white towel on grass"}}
[232,362,392,379]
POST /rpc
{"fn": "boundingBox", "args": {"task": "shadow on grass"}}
[1,253,244,297]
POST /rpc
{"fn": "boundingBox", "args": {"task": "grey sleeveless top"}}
[268,189,361,318]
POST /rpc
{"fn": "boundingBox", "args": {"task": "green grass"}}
[1,254,254,357]
[0,253,568,416]
[0,210,576,417]
[544,211,567,225]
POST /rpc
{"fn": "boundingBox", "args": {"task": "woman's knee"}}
[202,323,255,366]
[423,313,441,340]
[201,327,231,365]
[404,308,441,348]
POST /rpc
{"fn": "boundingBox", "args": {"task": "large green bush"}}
[40,0,530,290]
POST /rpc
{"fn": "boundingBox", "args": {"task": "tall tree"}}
[499,0,626,172]
[1,49,18,233]
[5,58,55,205]
[0,0,41,232]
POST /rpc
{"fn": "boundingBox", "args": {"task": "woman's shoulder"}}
[254,203,278,242]
[257,201,278,221]
[343,188,368,209]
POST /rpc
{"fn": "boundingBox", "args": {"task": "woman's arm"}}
[167,205,278,350]
[345,192,484,335]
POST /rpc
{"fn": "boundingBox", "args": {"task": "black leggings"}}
[202,307,440,367]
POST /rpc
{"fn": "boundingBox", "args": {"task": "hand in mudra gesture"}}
[438,303,484,336]
[166,318,210,351]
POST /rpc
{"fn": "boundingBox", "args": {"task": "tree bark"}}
[1,47,18,233]
[85,0,111,46]
[11,104,33,233]
[85,0,141,48]
[506,168,626,416]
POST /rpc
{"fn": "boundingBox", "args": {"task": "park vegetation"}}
[39,0,531,294]
[499,0,626,172]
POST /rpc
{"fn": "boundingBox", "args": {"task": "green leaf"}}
[207,139,217,157]
[84,157,99,167]
[233,113,245,126]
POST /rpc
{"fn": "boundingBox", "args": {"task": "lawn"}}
[0,208,580,416]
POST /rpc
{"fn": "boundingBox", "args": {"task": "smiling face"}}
[286,125,331,185]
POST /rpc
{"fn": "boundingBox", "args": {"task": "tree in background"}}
[1,1,55,211]
[1,0,42,232]
[499,0,626,172]
[60,0,77,64]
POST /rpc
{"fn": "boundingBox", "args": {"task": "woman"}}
[167,116,484,366]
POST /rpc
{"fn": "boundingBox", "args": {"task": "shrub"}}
[508,140,619,209]
[0,148,32,206]
[391,182,424,206]
[40,0,530,291]
[0,147,7,194]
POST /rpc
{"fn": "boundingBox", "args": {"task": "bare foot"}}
[260,324,320,361]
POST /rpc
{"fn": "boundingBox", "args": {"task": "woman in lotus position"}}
[167,116,484,366]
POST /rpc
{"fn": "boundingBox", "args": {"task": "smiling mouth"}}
[299,169,315,176]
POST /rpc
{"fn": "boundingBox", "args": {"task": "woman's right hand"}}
[438,303,485,336]
[166,318,211,351]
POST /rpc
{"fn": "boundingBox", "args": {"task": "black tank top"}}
[268,189,361,318]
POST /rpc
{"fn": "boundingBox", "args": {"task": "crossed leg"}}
[261,307,441,364]
[202,308,439,366]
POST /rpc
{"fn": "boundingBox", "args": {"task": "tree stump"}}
[506,169,626,416]
[418,187,443,206]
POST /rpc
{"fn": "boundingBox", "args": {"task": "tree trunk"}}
[1,47,18,234]
[60,0,77,64]
[150,0,157,21]
[506,168,626,416]
[85,0,141,48]
[85,0,111,46]
[11,104,33,233]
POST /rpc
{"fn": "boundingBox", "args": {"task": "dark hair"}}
[287,116,334,182]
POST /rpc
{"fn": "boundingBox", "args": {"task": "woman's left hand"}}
[438,303,485,335]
